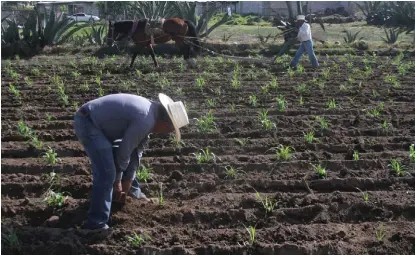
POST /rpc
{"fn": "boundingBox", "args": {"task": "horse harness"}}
[127,18,165,46]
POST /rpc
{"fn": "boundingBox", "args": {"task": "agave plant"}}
[382,28,404,45]
[172,2,230,37]
[128,1,230,38]
[84,23,107,45]
[42,8,90,45]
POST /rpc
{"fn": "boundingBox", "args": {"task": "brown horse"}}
[106,18,201,68]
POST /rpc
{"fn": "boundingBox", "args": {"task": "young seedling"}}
[205,98,216,108]
[271,145,294,161]
[169,135,185,149]
[43,189,69,208]
[287,68,295,79]
[255,190,277,214]
[353,151,359,161]
[388,159,403,177]
[43,147,59,164]
[126,232,151,248]
[195,110,216,133]
[230,103,236,112]
[224,165,246,179]
[312,163,327,179]
[261,84,270,94]
[97,86,105,97]
[136,165,152,183]
[275,95,287,111]
[158,77,170,89]
[46,113,53,121]
[249,94,258,107]
[192,148,219,164]
[327,99,336,109]
[31,135,44,150]
[303,130,315,143]
[258,109,276,131]
[157,183,165,206]
[270,77,278,88]
[24,76,33,87]
[296,83,307,94]
[17,120,32,138]
[315,116,328,133]
[243,224,256,245]
[299,95,304,105]
[9,84,21,100]
[375,223,386,242]
[356,187,369,201]
[234,137,250,146]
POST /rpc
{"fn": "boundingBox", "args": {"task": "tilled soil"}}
[1,54,415,255]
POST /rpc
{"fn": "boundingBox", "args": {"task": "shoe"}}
[81,221,110,231]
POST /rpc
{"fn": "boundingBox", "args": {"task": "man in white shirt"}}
[289,15,319,69]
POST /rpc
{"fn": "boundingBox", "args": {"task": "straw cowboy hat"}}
[296,15,307,22]
[158,93,189,141]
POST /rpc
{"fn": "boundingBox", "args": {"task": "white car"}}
[68,13,100,22]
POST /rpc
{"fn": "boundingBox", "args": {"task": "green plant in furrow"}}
[275,95,287,112]
[388,159,404,177]
[315,116,328,134]
[24,77,33,87]
[230,103,236,112]
[268,145,294,161]
[18,120,32,138]
[312,163,327,179]
[169,135,185,148]
[261,84,270,94]
[43,147,59,164]
[234,137,250,146]
[136,165,152,183]
[327,99,336,109]
[353,151,359,161]
[270,77,278,88]
[375,223,386,242]
[249,95,258,107]
[258,109,276,131]
[224,166,246,179]
[287,68,295,79]
[31,135,44,150]
[8,84,21,100]
[296,83,307,94]
[157,183,165,206]
[43,189,69,208]
[195,110,216,133]
[303,129,315,143]
[255,191,277,215]
[46,113,53,121]
[205,98,216,108]
[158,77,170,89]
[231,64,241,89]
[243,224,256,245]
[356,187,369,201]
[195,76,205,91]
[192,148,219,164]
[126,232,151,248]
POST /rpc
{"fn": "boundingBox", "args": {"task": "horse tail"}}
[184,20,201,53]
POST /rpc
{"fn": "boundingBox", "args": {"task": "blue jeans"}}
[290,40,319,68]
[74,112,144,229]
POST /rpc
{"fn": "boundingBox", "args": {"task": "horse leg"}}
[130,51,138,68]
[148,44,159,68]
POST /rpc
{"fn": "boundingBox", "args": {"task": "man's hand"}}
[112,180,126,203]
